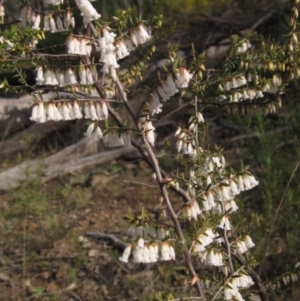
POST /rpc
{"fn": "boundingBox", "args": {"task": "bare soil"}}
[0,159,179,301]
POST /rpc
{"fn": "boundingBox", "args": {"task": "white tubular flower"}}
[142,246,151,263]
[193,199,202,215]
[95,102,104,120]
[202,195,212,211]
[61,103,71,120]
[224,284,239,300]
[50,69,58,86]
[67,102,75,119]
[79,38,87,55]
[74,37,80,54]
[157,85,169,101]
[95,126,103,140]
[190,204,198,221]
[36,66,44,85]
[169,245,176,260]
[103,132,125,147]
[56,15,64,31]
[86,67,94,84]
[130,24,151,46]
[184,205,192,221]
[161,242,172,261]
[176,139,183,152]
[47,103,55,120]
[49,16,57,33]
[137,238,144,248]
[218,215,231,230]
[101,100,108,119]
[67,35,75,54]
[237,39,252,53]
[32,13,41,29]
[132,246,144,263]
[83,102,91,119]
[196,228,216,249]
[233,274,254,288]
[229,178,240,196]
[43,15,50,31]
[145,120,155,146]
[206,190,216,208]
[37,102,46,123]
[202,249,222,266]
[84,122,95,137]
[242,173,259,190]
[30,10,36,26]
[175,67,193,88]
[220,185,231,202]
[75,0,101,23]
[162,74,178,97]
[70,16,75,28]
[148,92,162,115]
[44,69,52,85]
[53,103,63,121]
[55,69,65,86]
[89,102,98,120]
[225,199,239,213]
[79,66,87,85]
[30,105,38,121]
[197,111,204,123]
[236,240,248,254]
[73,100,83,119]
[66,68,78,85]
[149,244,159,263]
[115,39,130,60]
[119,244,131,263]
[64,9,71,29]
[244,235,255,249]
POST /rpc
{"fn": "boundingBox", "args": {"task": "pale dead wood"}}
[43,146,137,182]
[0,131,135,190]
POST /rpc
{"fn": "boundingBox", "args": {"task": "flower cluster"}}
[30,100,108,123]
[114,25,151,61]
[75,0,101,27]
[67,35,92,56]
[0,36,14,50]
[193,228,217,252]
[224,273,254,301]
[200,248,224,266]
[119,238,175,263]
[139,116,155,146]
[36,66,96,86]
[232,235,255,254]
[130,24,151,46]
[237,39,252,53]
[175,127,197,156]
[175,67,193,88]
[184,199,202,221]
[97,28,119,76]
[20,6,75,32]
[115,38,132,60]
[103,131,131,148]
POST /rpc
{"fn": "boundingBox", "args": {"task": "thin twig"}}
[85,232,127,249]
[124,180,157,188]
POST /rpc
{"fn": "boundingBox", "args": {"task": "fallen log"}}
[0,133,136,190]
